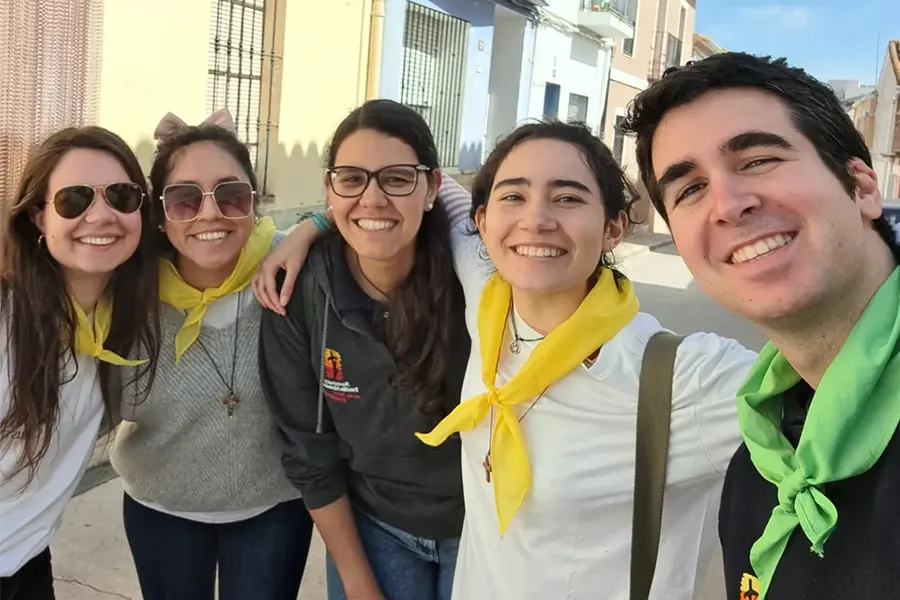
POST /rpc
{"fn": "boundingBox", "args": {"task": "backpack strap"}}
[630,331,685,600]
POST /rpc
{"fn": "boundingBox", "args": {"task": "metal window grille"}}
[665,33,683,69]
[648,31,682,81]
[583,0,637,25]
[567,94,589,123]
[207,0,265,167]
[400,2,470,169]
[1,0,103,209]
[584,0,638,55]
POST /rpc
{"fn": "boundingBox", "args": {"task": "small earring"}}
[37,234,45,248]
[425,203,434,212]
[158,224,165,232]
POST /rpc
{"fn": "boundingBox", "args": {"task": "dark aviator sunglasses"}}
[49,182,145,219]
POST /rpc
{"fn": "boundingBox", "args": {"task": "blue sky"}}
[696,0,899,85]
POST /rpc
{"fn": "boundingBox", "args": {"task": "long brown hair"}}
[0,126,160,488]
[326,100,464,422]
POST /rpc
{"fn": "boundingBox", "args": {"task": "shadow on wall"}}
[134,139,157,175]
[428,0,494,26]
[458,141,484,173]
[260,140,328,230]
[131,137,329,231]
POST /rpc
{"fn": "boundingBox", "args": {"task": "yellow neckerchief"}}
[73,294,147,366]
[417,269,639,533]
[158,217,275,362]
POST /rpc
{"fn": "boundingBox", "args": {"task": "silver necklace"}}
[508,301,545,354]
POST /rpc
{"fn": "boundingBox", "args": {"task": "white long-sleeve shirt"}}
[438,178,757,600]
[0,318,103,576]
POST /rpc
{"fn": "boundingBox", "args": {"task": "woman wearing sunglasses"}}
[109,110,312,600]
[256,99,469,600]
[1,127,159,600]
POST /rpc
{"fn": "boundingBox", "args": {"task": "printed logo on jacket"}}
[323,348,360,403]
[739,573,760,599]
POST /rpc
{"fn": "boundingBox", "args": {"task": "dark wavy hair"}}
[620,52,900,262]
[0,126,160,488]
[148,124,259,256]
[471,119,639,285]
[326,99,463,421]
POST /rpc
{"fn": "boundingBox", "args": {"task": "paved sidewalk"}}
[54,476,723,599]
[615,230,674,261]
[53,478,327,599]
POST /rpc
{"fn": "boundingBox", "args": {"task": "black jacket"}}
[719,382,900,599]
[259,234,469,540]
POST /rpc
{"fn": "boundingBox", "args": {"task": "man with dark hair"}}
[620,52,900,600]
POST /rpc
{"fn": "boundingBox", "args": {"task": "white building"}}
[485,0,633,155]
[828,79,877,103]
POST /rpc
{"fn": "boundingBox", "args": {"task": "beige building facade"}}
[692,32,724,61]
[871,40,900,200]
[846,92,878,149]
[601,0,694,232]
[5,0,379,226]
[97,0,377,220]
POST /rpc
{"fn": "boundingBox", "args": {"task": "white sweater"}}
[438,178,758,600]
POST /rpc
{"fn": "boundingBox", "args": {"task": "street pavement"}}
[51,239,766,599]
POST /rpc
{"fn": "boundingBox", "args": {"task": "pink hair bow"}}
[153,108,237,141]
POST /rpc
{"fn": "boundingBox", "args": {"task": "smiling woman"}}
[1,126,160,599]
[108,111,313,600]
[257,99,469,600]
[257,119,760,600]
[409,122,759,600]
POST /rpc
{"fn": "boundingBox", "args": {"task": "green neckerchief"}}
[737,266,900,600]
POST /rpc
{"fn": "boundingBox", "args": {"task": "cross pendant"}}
[222,394,239,417]
[482,453,492,483]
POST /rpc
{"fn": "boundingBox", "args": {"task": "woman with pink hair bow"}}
[109,109,315,600]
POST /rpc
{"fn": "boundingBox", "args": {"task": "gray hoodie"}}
[258,233,468,540]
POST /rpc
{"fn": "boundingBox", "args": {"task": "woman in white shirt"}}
[0,126,159,600]
[256,120,757,599]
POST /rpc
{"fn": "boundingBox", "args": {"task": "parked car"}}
[885,200,900,241]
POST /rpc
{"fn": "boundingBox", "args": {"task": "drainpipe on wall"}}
[598,41,615,142]
[366,0,386,100]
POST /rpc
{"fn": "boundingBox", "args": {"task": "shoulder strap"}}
[630,331,685,600]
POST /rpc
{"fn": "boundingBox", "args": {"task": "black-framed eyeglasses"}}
[160,181,255,223]
[48,182,144,219]
[326,164,431,198]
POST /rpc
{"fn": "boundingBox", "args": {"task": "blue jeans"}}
[123,493,313,600]
[326,510,459,600]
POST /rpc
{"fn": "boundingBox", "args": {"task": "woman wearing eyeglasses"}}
[1,127,159,600]
[256,99,469,600]
[109,110,312,600]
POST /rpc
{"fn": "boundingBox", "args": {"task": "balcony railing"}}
[648,31,683,81]
[580,0,637,26]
